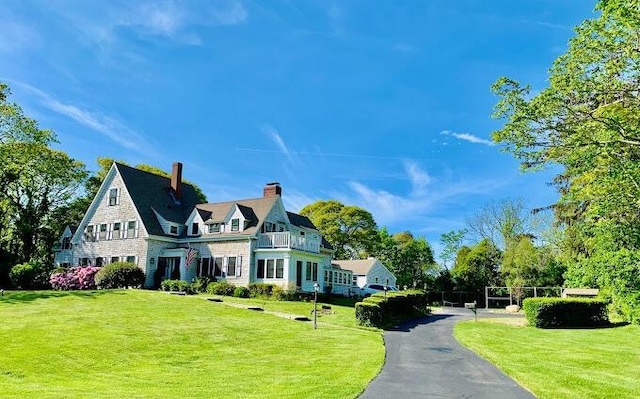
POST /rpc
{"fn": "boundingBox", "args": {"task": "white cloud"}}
[262,125,291,159]
[14,81,149,152]
[441,130,495,146]
[404,161,430,194]
[51,0,247,48]
[331,165,502,229]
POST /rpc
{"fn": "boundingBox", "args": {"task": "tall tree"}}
[300,200,378,259]
[439,229,467,268]
[465,198,530,251]
[491,0,640,323]
[0,82,87,277]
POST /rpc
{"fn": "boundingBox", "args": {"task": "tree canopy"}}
[300,200,378,260]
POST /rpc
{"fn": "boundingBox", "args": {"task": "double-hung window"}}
[112,222,121,239]
[227,256,237,276]
[231,218,240,231]
[275,259,284,279]
[208,223,220,233]
[108,188,119,206]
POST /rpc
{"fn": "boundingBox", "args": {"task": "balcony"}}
[257,232,320,253]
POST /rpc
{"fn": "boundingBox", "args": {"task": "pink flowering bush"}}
[50,267,101,290]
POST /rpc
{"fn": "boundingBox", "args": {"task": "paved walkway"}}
[359,307,535,399]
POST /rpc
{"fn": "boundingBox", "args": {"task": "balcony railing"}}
[257,232,320,253]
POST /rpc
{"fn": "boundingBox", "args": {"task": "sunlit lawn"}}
[0,290,384,398]
[454,318,640,399]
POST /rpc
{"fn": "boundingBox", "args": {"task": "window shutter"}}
[236,256,242,277]
[107,223,113,240]
[134,221,139,238]
[117,189,121,205]
[223,257,228,275]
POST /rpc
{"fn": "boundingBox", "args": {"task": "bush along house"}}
[55,162,334,293]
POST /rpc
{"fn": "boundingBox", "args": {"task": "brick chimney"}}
[263,182,282,198]
[171,162,183,199]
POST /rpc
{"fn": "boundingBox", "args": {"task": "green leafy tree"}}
[452,239,502,292]
[490,0,640,322]
[300,200,378,259]
[439,229,467,268]
[0,82,87,285]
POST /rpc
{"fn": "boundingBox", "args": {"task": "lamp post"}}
[384,284,388,299]
[313,283,319,329]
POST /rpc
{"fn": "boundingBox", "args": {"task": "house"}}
[53,225,77,267]
[54,162,334,293]
[331,258,397,289]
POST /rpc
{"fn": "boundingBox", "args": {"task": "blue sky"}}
[2,0,597,255]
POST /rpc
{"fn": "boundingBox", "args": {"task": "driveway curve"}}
[359,307,535,399]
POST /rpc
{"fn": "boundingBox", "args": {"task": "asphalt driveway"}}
[359,307,535,399]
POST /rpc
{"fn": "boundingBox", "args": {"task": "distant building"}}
[54,162,334,293]
[331,258,397,289]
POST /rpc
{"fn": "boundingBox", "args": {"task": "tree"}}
[490,0,640,322]
[465,198,530,251]
[452,239,502,292]
[439,229,467,268]
[300,200,378,259]
[0,82,87,284]
[372,228,438,289]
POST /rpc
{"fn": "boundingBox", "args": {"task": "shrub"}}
[9,262,52,289]
[233,286,250,298]
[50,267,100,290]
[355,290,430,328]
[248,283,276,298]
[191,276,213,293]
[207,281,236,296]
[522,297,609,328]
[95,262,145,289]
[272,283,298,301]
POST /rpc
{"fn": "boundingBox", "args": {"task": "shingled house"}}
[54,162,333,292]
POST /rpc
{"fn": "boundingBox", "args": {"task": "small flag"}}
[185,247,198,269]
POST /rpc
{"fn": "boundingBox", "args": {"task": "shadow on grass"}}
[386,314,456,332]
[0,290,125,304]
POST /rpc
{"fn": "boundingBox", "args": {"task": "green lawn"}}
[454,319,640,399]
[0,290,384,398]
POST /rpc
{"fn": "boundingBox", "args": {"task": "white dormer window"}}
[170,225,178,235]
[231,218,240,232]
[208,223,221,233]
[191,223,199,235]
[108,188,120,206]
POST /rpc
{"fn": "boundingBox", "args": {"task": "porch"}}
[257,232,320,253]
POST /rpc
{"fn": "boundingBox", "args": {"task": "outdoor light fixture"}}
[150,258,155,265]
[313,283,319,329]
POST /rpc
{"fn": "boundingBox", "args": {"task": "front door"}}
[296,261,303,289]
[159,257,181,280]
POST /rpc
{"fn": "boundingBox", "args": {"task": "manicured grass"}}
[204,295,370,330]
[0,290,384,398]
[454,319,640,399]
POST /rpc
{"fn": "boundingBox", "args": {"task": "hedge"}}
[355,290,430,328]
[522,297,609,328]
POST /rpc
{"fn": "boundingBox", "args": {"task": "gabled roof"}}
[332,258,378,275]
[116,163,201,237]
[195,196,280,236]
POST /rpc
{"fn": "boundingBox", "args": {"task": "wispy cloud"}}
[51,0,247,48]
[262,124,292,160]
[404,160,430,194]
[331,163,502,229]
[441,130,495,146]
[13,80,150,153]
[0,16,40,53]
